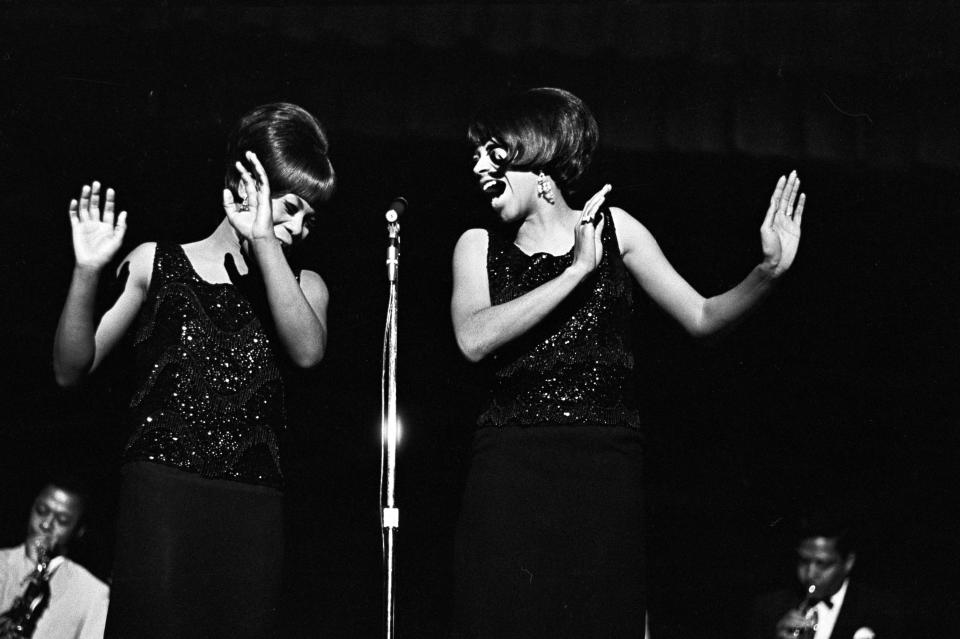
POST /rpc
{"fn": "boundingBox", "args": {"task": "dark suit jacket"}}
[749,581,909,639]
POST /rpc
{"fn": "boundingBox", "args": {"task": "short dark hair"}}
[224,102,336,208]
[797,512,857,559]
[30,473,91,532]
[467,87,599,193]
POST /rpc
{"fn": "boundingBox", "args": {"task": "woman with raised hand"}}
[54,103,334,639]
[450,87,804,638]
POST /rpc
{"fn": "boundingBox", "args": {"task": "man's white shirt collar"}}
[16,543,66,586]
[813,578,849,639]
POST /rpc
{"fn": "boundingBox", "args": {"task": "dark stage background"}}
[2,3,958,638]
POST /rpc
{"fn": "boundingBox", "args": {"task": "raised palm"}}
[69,181,127,270]
[223,151,276,243]
[571,184,612,275]
[760,171,805,277]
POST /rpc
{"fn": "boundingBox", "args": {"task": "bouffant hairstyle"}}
[224,102,336,207]
[467,87,599,193]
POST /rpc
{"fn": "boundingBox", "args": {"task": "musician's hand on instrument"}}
[775,609,816,639]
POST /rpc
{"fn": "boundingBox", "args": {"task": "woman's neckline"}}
[511,242,575,259]
[175,243,246,286]
[508,206,609,258]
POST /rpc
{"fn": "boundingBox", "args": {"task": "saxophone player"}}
[0,479,108,639]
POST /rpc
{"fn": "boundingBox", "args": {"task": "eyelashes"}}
[473,142,509,166]
[282,198,318,228]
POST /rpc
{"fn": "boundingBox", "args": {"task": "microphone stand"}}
[380,205,402,639]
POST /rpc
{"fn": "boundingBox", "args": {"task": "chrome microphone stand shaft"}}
[381,213,401,639]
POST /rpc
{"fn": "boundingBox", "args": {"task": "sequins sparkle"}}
[126,243,286,488]
[479,214,640,429]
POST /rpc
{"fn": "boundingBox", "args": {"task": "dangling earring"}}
[537,171,556,205]
[239,191,250,212]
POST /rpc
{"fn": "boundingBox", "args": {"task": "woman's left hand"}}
[760,170,805,277]
[223,151,276,244]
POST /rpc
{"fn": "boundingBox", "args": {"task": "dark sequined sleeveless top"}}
[124,243,287,488]
[478,210,640,429]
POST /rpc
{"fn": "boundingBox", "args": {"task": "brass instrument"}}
[791,584,819,639]
[0,542,53,639]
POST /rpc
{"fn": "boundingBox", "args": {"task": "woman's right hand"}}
[68,181,128,271]
[569,184,611,277]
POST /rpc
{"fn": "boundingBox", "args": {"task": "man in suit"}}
[750,518,908,639]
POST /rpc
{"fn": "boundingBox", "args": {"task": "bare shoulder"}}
[121,242,156,270]
[453,228,490,271]
[298,269,330,305]
[608,206,647,233]
[608,207,657,255]
[454,227,489,255]
[118,242,157,290]
[451,228,492,317]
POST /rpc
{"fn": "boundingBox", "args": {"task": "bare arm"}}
[451,229,590,362]
[252,241,329,367]
[53,181,151,386]
[227,152,328,368]
[618,172,805,337]
[451,186,610,362]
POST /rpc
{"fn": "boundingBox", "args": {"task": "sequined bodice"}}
[125,243,286,487]
[479,210,640,429]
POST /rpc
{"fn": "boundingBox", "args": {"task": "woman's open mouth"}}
[481,179,506,201]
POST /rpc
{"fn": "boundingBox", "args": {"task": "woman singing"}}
[53,103,334,638]
[450,88,804,638]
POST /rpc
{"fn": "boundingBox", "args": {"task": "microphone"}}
[385,197,408,223]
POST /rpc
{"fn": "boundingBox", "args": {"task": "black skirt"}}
[105,462,284,639]
[453,425,646,639]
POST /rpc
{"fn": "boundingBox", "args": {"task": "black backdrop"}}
[1,4,958,638]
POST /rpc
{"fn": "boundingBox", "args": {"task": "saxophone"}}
[0,542,53,639]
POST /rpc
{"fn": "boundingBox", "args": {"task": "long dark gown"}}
[106,243,288,639]
[453,211,647,638]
